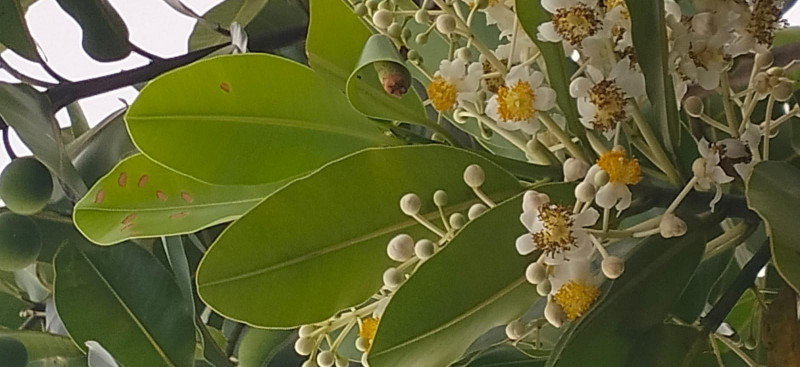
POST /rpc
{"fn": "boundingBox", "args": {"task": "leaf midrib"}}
[76,196,265,213]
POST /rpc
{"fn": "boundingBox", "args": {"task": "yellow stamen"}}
[497,81,536,122]
[427,76,457,111]
[359,317,379,343]
[596,150,641,185]
[604,0,629,19]
[552,4,601,46]
[531,204,575,256]
[553,280,600,320]
[588,80,627,132]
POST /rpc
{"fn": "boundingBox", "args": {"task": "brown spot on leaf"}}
[121,223,134,232]
[121,213,136,225]
[95,189,105,204]
[220,82,230,93]
[138,175,149,187]
[170,211,188,219]
[181,192,193,203]
[118,172,128,187]
[156,191,168,201]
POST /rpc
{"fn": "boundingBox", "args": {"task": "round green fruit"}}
[0,157,53,215]
[0,213,42,271]
[0,336,28,367]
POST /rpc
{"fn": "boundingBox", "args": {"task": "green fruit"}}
[0,157,53,215]
[0,336,28,367]
[0,213,42,271]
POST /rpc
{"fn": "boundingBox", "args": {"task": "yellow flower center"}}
[553,280,600,320]
[497,81,536,122]
[604,0,629,19]
[531,204,575,256]
[359,317,379,349]
[596,150,641,185]
[588,80,627,132]
[552,4,601,46]
[747,0,784,46]
[427,76,457,111]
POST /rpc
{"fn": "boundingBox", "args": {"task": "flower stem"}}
[630,101,682,186]
[763,94,774,160]
[539,112,587,163]
[720,73,740,138]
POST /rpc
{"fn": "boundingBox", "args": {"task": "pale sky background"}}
[0,1,798,171]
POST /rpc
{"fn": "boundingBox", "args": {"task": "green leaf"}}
[126,54,399,186]
[625,0,680,155]
[546,223,706,367]
[0,330,84,361]
[626,324,717,367]
[673,248,734,323]
[307,0,371,89]
[188,0,268,49]
[0,291,30,328]
[0,83,87,196]
[54,0,131,62]
[455,345,545,367]
[347,35,428,125]
[236,328,297,367]
[0,0,39,60]
[516,0,590,157]
[367,186,569,366]
[196,145,522,328]
[68,108,137,186]
[74,154,284,245]
[54,241,195,367]
[746,161,800,292]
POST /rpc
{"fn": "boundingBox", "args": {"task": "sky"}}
[0,0,799,170]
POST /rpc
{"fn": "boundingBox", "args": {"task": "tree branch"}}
[44,26,308,111]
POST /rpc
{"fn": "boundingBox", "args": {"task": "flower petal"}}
[516,233,536,255]
[574,208,600,227]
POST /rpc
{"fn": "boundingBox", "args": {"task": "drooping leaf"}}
[68,108,137,186]
[306,0,372,89]
[196,145,522,328]
[673,247,734,323]
[0,291,30,328]
[0,0,39,60]
[626,324,718,367]
[746,161,800,291]
[236,328,300,367]
[54,0,131,62]
[0,330,84,362]
[74,154,285,245]
[188,0,268,49]
[54,242,195,367]
[126,54,399,186]
[367,186,572,367]
[0,83,87,196]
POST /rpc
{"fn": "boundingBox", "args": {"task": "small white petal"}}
[516,233,536,255]
[574,208,600,227]
[570,77,593,98]
[534,87,557,111]
[537,22,561,42]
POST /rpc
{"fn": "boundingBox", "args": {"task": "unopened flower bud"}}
[563,158,590,182]
[433,190,448,206]
[399,193,421,215]
[435,14,457,34]
[767,66,785,77]
[353,3,368,16]
[374,61,411,97]
[383,267,405,288]
[456,47,472,61]
[355,336,370,352]
[659,213,687,238]
[773,80,794,102]
[692,157,707,179]
[601,256,625,279]
[575,181,596,202]
[505,320,526,340]
[415,32,428,45]
[468,203,488,219]
[366,0,380,10]
[407,49,420,61]
[683,96,704,118]
[463,164,485,187]
[754,72,770,95]
[545,299,567,328]
[387,23,403,38]
[372,9,393,29]
[317,351,335,367]
[522,190,549,212]
[415,239,436,259]
[594,170,610,187]
[303,360,319,367]
[525,262,547,284]
[387,234,414,261]
[744,336,758,350]
[536,279,552,296]
[377,0,392,9]
[295,337,316,355]
[335,355,350,367]
[299,325,315,338]
[755,51,774,69]
[401,27,412,41]
[449,213,467,229]
[769,75,782,88]
[414,9,429,23]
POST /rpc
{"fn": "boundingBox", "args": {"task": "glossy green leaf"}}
[0,291,29,328]
[74,154,284,245]
[0,330,84,361]
[127,54,398,186]
[236,328,296,367]
[546,224,706,367]
[0,0,39,60]
[239,0,308,60]
[307,0,371,89]
[54,0,131,62]
[626,324,717,367]
[347,34,428,125]
[54,242,195,367]
[455,345,545,367]
[197,145,522,327]
[0,83,87,196]
[625,0,680,155]
[68,108,137,186]
[516,0,590,156]
[188,0,268,49]
[673,248,734,323]
[367,187,568,367]
[746,161,800,292]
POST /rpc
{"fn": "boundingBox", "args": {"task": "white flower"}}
[538,0,602,50]
[693,139,734,211]
[570,59,645,137]
[486,65,556,134]
[426,59,483,111]
[547,260,601,322]
[593,149,641,212]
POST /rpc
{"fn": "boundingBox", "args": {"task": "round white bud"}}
[295,337,316,355]
[387,234,415,262]
[773,80,794,102]
[505,320,526,340]
[456,47,472,61]
[435,14,457,34]
[468,203,488,219]
[692,157,707,179]
[303,360,319,367]
[544,299,567,328]
[387,22,403,38]
[353,3,368,16]
[365,0,380,10]
[755,51,774,69]
[433,190,448,206]
[536,279,552,296]
[414,239,436,259]
[377,0,392,9]
[407,49,420,61]
[383,267,405,288]
[754,72,770,95]
[525,262,547,284]
[593,170,610,187]
[335,355,350,367]
[414,9,429,23]
[415,32,428,45]
[522,190,550,212]
[298,325,316,338]
[399,193,421,215]
[355,336,370,352]
[660,213,688,238]
[317,351,335,367]
[683,96,704,118]
[463,164,485,187]
[601,256,625,279]
[563,158,590,182]
[767,66,785,77]
[372,9,393,29]
[449,213,467,229]
[574,181,596,203]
